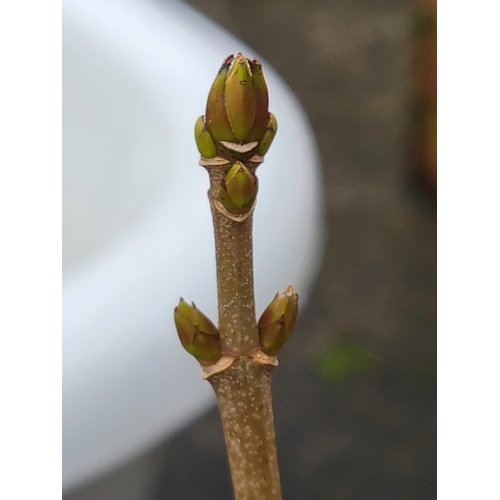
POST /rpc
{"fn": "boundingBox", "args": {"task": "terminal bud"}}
[204,53,274,150]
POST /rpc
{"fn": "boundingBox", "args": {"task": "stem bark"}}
[205,161,282,500]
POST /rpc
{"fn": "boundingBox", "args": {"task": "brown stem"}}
[208,358,281,500]
[207,163,260,357]
[203,159,283,500]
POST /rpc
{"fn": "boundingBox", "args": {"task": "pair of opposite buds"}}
[194,53,278,160]
[174,286,299,365]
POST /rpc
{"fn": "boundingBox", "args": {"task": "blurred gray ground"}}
[155,0,436,498]
[68,0,436,498]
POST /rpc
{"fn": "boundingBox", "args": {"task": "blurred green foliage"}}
[317,334,436,388]
[317,339,376,384]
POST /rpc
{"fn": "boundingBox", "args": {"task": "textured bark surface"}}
[207,163,260,357]
[209,358,281,500]
[204,160,282,500]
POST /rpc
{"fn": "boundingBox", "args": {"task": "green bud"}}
[194,116,217,158]
[203,53,273,150]
[174,298,221,365]
[258,285,298,356]
[219,161,257,213]
[246,59,269,141]
[256,112,278,156]
[205,55,237,142]
[224,53,256,142]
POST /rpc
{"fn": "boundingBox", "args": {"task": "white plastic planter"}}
[63,0,323,493]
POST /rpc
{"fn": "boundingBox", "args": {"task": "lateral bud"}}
[194,116,217,159]
[257,285,298,356]
[256,112,278,156]
[219,161,257,213]
[174,298,221,365]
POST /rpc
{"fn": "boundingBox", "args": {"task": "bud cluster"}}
[195,53,278,161]
[175,56,298,369]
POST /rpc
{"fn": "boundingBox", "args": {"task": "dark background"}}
[154,0,436,499]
